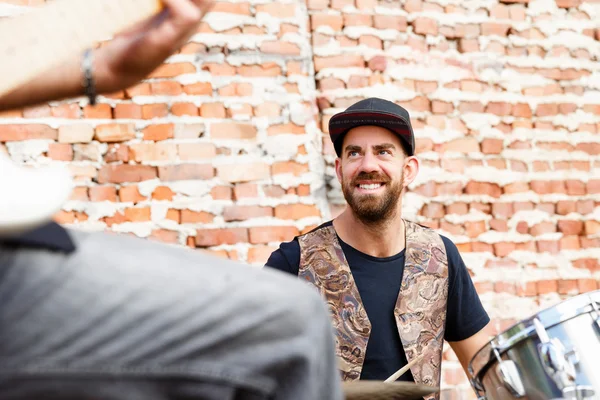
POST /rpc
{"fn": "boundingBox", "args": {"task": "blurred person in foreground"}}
[0,1,343,399]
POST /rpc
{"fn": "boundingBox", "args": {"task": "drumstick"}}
[384,354,424,382]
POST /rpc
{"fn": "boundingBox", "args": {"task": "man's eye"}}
[379,150,390,155]
[349,151,359,157]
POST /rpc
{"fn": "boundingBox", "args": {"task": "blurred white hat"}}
[0,152,73,236]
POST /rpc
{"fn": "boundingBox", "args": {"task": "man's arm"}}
[440,236,491,379]
[0,0,213,111]
[448,325,491,378]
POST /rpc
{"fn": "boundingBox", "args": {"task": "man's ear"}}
[335,157,343,184]
[403,156,419,188]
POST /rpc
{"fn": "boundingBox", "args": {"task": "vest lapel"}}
[298,225,371,381]
[395,219,449,399]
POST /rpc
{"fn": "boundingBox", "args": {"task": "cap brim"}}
[329,110,414,156]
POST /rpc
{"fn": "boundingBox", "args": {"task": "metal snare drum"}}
[469,290,600,400]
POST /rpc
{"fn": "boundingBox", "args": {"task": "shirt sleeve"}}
[264,239,301,276]
[442,235,490,342]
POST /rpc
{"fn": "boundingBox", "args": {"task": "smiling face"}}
[335,125,417,224]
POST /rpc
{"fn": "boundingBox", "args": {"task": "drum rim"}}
[468,289,600,381]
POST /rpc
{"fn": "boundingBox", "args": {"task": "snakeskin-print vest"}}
[298,219,448,400]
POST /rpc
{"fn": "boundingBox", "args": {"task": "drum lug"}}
[533,318,577,391]
[562,385,596,400]
[496,360,526,398]
[490,340,525,398]
[590,296,600,334]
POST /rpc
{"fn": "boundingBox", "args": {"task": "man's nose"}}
[358,151,379,173]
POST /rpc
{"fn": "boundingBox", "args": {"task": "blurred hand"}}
[94,0,214,93]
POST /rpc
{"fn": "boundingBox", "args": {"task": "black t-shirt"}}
[265,221,490,382]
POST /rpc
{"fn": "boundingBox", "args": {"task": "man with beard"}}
[265,98,490,397]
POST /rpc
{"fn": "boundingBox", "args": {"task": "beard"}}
[341,171,403,224]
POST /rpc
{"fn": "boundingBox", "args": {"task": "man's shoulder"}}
[296,220,334,239]
[265,220,334,275]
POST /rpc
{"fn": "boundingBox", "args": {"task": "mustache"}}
[350,172,390,185]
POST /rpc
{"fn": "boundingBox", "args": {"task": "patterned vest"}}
[297,219,449,400]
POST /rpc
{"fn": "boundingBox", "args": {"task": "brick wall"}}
[1,0,599,397]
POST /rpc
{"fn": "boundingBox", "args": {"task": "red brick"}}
[374,15,407,30]
[529,222,556,236]
[585,220,600,235]
[195,228,249,247]
[142,124,174,141]
[149,230,179,245]
[556,201,576,215]
[368,56,387,72]
[440,138,479,153]
[150,81,182,96]
[311,13,343,30]
[275,204,321,219]
[238,63,282,77]
[537,280,559,294]
[466,221,486,238]
[98,165,157,184]
[114,104,143,119]
[413,17,438,35]
[103,212,127,226]
[481,139,504,154]
[104,144,129,163]
[0,124,57,141]
[149,63,196,78]
[181,210,215,224]
[490,219,508,232]
[516,282,537,296]
[89,186,117,202]
[587,179,600,194]
[129,143,177,162]
[272,161,309,177]
[211,123,257,139]
[142,104,169,119]
[95,124,136,142]
[152,186,175,201]
[23,104,51,118]
[486,102,512,116]
[537,240,560,254]
[51,104,81,119]
[84,104,112,119]
[556,0,580,7]
[125,83,151,97]
[171,103,198,116]
[560,236,580,250]
[54,211,88,224]
[493,242,516,257]
[249,226,299,244]
[248,246,278,264]
[578,279,598,293]
[223,205,273,222]
[465,182,502,197]
[158,164,214,181]
[512,103,532,118]
[124,207,151,222]
[558,220,583,235]
[314,55,364,71]
[481,22,511,36]
[183,82,213,95]
[47,143,73,161]
[218,163,270,183]
[536,103,559,117]
[422,203,445,219]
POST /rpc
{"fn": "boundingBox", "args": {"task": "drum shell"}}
[469,290,600,400]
